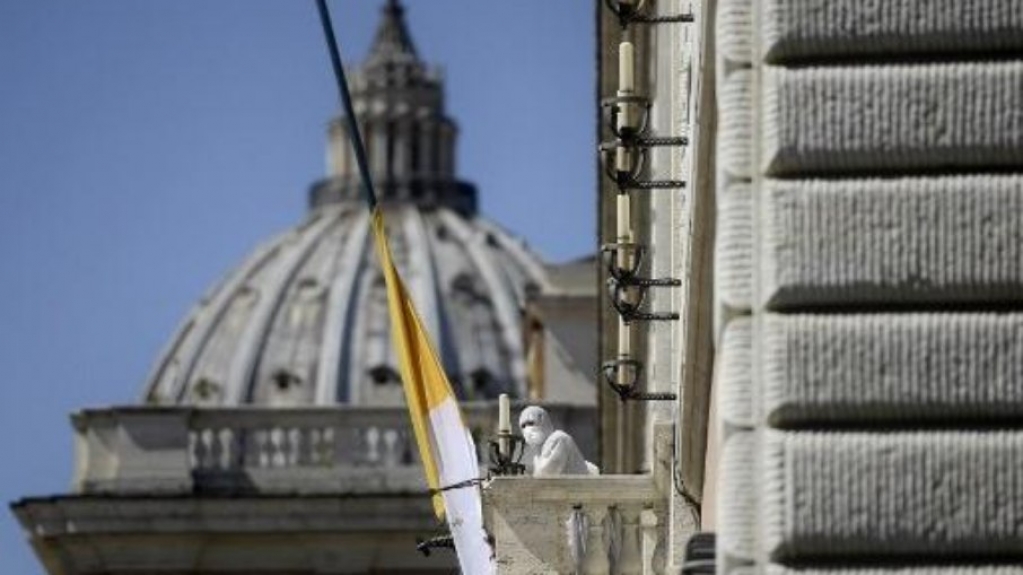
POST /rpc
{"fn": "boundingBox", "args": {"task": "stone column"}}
[419,119,435,177]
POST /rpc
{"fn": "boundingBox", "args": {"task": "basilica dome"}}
[143,1,592,408]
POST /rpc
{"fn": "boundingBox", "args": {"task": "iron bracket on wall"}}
[598,96,688,192]
[604,0,694,28]
[601,243,681,322]
[601,358,678,402]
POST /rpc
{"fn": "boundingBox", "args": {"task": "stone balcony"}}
[483,476,669,575]
[71,403,596,496]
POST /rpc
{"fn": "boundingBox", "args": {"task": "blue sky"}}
[0,1,594,571]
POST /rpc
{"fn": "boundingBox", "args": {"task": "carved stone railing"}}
[483,476,668,575]
[71,404,595,495]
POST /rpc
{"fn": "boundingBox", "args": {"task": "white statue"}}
[519,406,599,476]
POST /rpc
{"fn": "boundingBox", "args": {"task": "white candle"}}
[498,393,510,432]
[618,317,632,386]
[618,316,632,356]
[616,194,631,240]
[615,145,631,174]
[618,42,637,134]
[616,194,632,268]
[498,393,511,457]
[619,42,635,93]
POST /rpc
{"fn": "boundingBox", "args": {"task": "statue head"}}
[518,405,555,447]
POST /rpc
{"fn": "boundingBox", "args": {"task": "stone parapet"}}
[483,475,667,575]
[71,403,595,496]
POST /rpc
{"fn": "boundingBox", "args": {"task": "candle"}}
[616,194,632,268]
[615,145,631,174]
[618,317,632,356]
[619,42,635,93]
[498,393,511,457]
[618,317,632,386]
[498,393,510,432]
[617,42,636,134]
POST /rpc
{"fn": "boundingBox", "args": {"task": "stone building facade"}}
[484,0,1023,573]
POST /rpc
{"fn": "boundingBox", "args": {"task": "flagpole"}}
[314,0,378,212]
[311,5,496,572]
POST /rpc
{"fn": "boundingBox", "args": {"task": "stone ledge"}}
[761,0,1023,63]
[762,313,1023,426]
[763,431,1023,560]
[760,176,1023,308]
[761,63,1023,176]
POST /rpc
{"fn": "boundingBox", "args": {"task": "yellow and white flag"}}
[371,208,495,575]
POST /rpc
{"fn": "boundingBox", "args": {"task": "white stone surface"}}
[716,317,753,430]
[762,314,1023,426]
[718,432,754,561]
[715,0,752,65]
[716,184,752,310]
[717,70,754,180]
[761,63,1023,176]
[762,431,1023,560]
[761,0,1023,63]
[483,476,665,575]
[760,176,1023,308]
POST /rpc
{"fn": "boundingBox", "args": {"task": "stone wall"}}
[714,0,1023,572]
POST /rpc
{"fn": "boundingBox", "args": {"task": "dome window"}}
[468,368,494,395]
[272,369,302,391]
[192,378,222,403]
[369,364,401,386]
[451,273,477,297]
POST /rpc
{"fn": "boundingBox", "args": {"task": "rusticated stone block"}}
[762,431,1023,560]
[767,567,1023,575]
[717,0,752,65]
[762,314,1023,426]
[761,0,1023,63]
[760,176,1023,308]
[719,432,755,561]
[717,317,753,430]
[761,63,1023,176]
[718,69,754,180]
[716,185,753,310]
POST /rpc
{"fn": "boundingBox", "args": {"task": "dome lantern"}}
[317,0,469,213]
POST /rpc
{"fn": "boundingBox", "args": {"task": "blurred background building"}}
[11,2,596,573]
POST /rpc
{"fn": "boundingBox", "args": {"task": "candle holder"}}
[604,0,695,27]
[602,95,652,140]
[487,431,527,476]
[599,139,687,192]
[602,96,690,149]
[601,243,682,322]
[601,358,677,402]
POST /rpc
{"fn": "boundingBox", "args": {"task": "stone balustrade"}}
[483,476,668,575]
[71,403,595,495]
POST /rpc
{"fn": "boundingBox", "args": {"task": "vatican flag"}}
[370,208,495,575]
